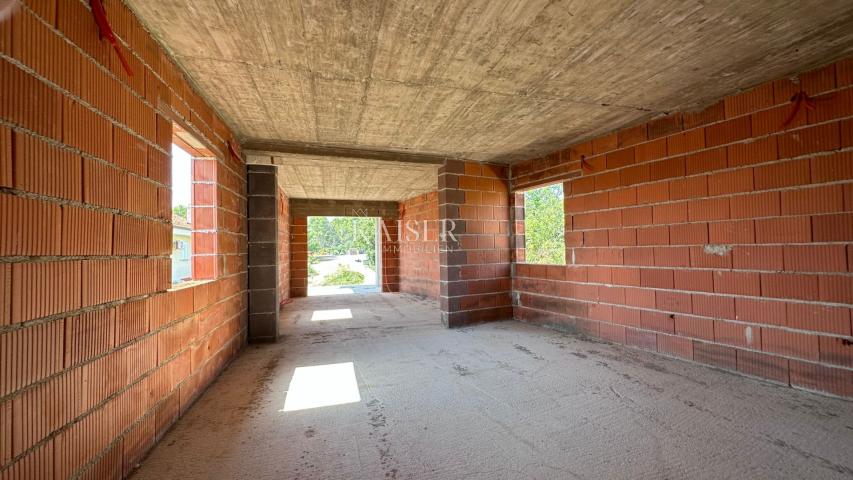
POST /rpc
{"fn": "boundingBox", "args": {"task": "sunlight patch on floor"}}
[282,362,361,412]
[310,309,353,321]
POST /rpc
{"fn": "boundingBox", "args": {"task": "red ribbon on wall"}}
[89,0,133,76]
[227,141,242,163]
[781,91,816,128]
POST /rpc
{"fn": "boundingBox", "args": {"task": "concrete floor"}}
[307,284,381,296]
[132,293,853,480]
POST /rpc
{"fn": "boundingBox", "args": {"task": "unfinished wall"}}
[0,1,247,477]
[289,216,308,298]
[511,58,853,398]
[278,186,290,304]
[288,199,400,296]
[246,165,278,341]
[381,218,400,293]
[397,192,440,298]
[438,161,512,327]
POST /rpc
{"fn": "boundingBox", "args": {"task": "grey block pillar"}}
[247,165,279,342]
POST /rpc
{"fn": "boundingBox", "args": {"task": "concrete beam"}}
[244,140,447,165]
[290,198,398,219]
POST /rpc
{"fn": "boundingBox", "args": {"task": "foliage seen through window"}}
[523,183,565,265]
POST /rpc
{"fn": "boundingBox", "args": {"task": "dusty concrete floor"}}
[132,293,853,480]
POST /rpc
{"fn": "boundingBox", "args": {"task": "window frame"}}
[170,123,218,287]
[514,181,566,266]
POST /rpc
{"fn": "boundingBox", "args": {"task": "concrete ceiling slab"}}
[247,152,439,202]
[128,0,853,164]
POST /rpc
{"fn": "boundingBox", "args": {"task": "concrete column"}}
[437,159,512,328]
[247,164,279,342]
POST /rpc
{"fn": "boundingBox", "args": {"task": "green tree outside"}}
[307,216,378,269]
[524,184,565,265]
[172,204,188,220]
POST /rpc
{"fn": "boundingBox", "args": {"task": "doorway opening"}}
[307,216,381,296]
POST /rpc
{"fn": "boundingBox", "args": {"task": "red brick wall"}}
[290,213,399,296]
[0,2,247,478]
[438,160,512,327]
[191,156,218,280]
[381,218,400,292]
[511,58,853,398]
[278,187,289,303]
[289,216,307,297]
[398,192,439,298]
